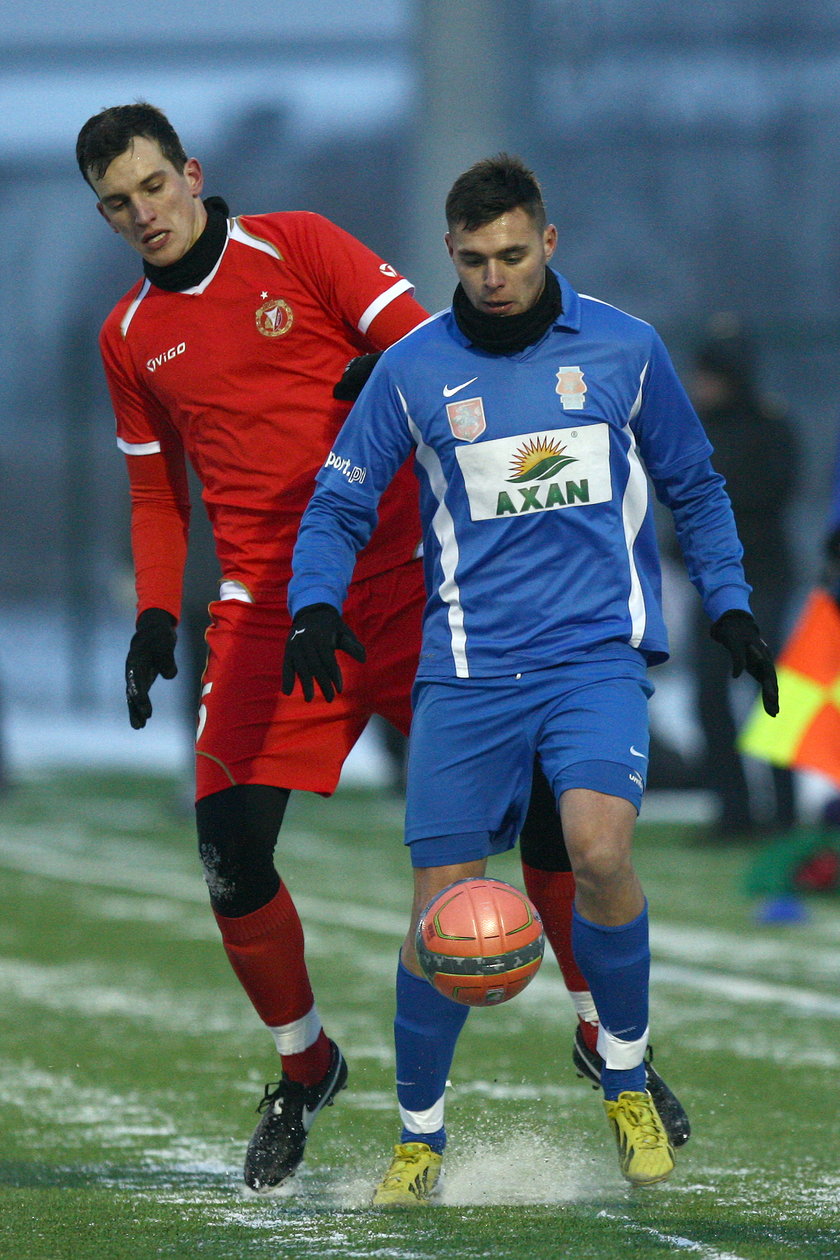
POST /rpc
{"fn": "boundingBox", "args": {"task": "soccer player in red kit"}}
[76,103,687,1192]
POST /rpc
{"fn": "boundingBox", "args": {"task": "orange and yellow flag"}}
[739,588,840,787]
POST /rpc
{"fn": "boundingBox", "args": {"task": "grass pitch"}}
[0,771,838,1259]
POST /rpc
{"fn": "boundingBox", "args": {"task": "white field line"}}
[3,827,840,1020]
[0,956,246,1030]
[3,825,840,968]
[0,827,408,935]
[651,962,840,1016]
[1,947,839,1038]
[597,1211,750,1260]
[650,922,840,986]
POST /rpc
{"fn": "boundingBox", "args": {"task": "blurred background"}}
[2,0,839,820]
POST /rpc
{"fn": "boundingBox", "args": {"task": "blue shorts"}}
[405,654,653,868]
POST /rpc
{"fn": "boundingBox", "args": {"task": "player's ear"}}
[543,223,558,262]
[185,157,204,198]
[96,201,120,233]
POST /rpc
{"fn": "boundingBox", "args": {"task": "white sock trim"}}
[567,989,599,1024]
[267,1004,322,1056]
[596,1022,649,1070]
[398,1094,446,1135]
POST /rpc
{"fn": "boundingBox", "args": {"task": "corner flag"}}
[738,588,840,788]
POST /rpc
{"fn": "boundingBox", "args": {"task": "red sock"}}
[521,863,599,1050]
[213,881,331,1084]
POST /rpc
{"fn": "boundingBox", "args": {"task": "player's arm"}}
[637,334,778,716]
[364,290,429,350]
[284,365,415,702]
[123,431,191,621]
[120,434,191,728]
[101,322,191,726]
[289,211,428,396]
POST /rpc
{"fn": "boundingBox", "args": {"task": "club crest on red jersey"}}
[255,297,294,338]
[446,396,486,442]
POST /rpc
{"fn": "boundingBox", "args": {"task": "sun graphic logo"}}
[507,435,578,484]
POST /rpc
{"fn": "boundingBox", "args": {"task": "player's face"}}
[445,207,557,317]
[91,136,207,267]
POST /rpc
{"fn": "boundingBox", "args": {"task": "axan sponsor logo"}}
[146,342,186,372]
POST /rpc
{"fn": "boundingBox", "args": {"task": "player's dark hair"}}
[445,154,546,232]
[76,103,188,185]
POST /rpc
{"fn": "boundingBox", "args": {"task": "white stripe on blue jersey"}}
[290,270,751,678]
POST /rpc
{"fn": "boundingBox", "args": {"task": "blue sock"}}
[572,902,650,1099]
[394,957,470,1153]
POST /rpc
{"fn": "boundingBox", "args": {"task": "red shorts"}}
[194,559,424,801]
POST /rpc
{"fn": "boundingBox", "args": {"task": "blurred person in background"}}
[815,428,840,830]
[75,104,689,1197]
[689,315,800,839]
[822,426,840,603]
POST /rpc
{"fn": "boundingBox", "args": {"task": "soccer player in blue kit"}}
[284,155,779,1202]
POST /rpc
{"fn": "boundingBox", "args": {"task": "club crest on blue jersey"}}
[555,366,586,409]
[446,396,486,442]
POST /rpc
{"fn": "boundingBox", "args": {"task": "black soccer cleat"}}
[572,1027,691,1148]
[244,1039,348,1191]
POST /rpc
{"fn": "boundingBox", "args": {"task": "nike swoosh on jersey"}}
[443,377,478,397]
[629,746,647,759]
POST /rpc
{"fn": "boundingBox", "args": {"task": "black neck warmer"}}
[142,196,230,292]
[452,267,563,355]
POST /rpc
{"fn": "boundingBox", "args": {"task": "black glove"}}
[282,603,366,703]
[332,352,382,402]
[125,607,178,729]
[710,609,779,717]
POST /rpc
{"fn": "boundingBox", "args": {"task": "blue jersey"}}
[289,270,751,679]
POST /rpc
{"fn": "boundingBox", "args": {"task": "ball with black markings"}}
[415,877,545,1006]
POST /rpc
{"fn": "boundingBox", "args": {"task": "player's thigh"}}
[196,599,367,799]
[347,560,425,738]
[538,660,652,812]
[405,677,533,861]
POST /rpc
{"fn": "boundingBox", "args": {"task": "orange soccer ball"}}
[415,877,545,1007]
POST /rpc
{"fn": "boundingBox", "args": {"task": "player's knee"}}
[195,784,288,916]
[197,834,280,916]
[571,835,634,896]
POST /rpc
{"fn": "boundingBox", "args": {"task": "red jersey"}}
[99,210,427,617]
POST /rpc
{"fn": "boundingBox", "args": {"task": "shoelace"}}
[257,1081,290,1116]
[620,1100,662,1147]
[383,1149,427,1186]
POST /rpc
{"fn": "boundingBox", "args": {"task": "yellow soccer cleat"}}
[371,1141,443,1207]
[603,1090,676,1187]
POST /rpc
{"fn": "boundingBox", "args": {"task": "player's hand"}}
[125,607,178,729]
[710,609,779,717]
[282,603,366,703]
[332,352,382,402]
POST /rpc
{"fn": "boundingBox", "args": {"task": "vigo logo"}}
[146,341,186,372]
